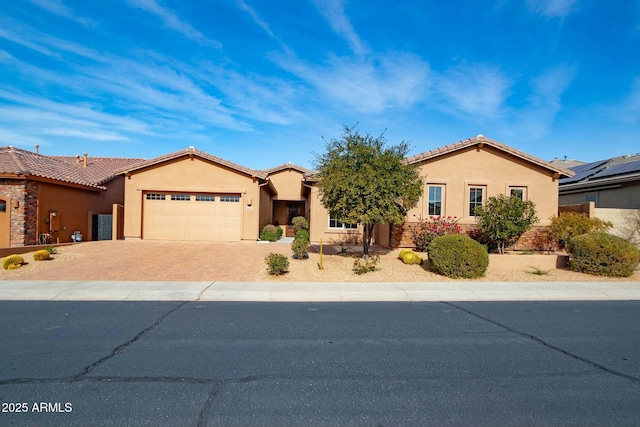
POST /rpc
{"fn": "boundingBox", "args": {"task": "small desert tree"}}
[314,126,423,257]
[474,194,538,254]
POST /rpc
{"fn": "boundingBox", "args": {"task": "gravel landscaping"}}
[0,241,638,282]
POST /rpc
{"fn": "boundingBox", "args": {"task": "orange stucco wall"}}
[123,156,262,240]
[407,146,560,226]
[306,145,561,245]
[259,185,272,230]
[37,178,124,243]
[268,169,306,200]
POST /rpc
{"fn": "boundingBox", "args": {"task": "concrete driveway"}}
[6,240,291,282]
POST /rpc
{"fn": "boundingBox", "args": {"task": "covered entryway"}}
[142,192,242,241]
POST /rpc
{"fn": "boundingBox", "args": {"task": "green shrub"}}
[568,232,640,277]
[33,250,51,261]
[411,216,462,251]
[264,252,289,275]
[550,212,612,249]
[276,226,284,240]
[291,216,308,233]
[292,237,310,259]
[295,229,310,242]
[428,234,489,279]
[353,255,380,275]
[2,254,24,270]
[260,224,279,242]
[46,246,57,255]
[473,194,538,254]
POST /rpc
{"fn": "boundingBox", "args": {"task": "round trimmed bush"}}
[402,252,417,264]
[291,216,308,233]
[291,237,310,259]
[33,249,51,261]
[568,232,640,277]
[427,234,489,278]
[260,224,279,242]
[294,229,310,242]
[264,253,289,275]
[398,249,411,259]
[2,254,24,270]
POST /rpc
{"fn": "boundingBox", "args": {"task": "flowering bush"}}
[411,216,462,252]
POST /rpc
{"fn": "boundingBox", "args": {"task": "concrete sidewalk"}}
[0,280,639,302]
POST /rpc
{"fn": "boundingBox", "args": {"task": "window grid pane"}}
[171,194,190,201]
[195,195,215,202]
[329,215,357,229]
[428,186,442,216]
[220,195,240,202]
[469,187,483,216]
[510,188,524,200]
[146,193,166,200]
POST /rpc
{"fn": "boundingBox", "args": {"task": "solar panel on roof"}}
[560,160,609,184]
[592,159,640,180]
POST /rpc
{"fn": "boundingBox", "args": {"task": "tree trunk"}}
[362,224,374,259]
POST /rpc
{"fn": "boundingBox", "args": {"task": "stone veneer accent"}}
[390,222,559,252]
[0,179,39,246]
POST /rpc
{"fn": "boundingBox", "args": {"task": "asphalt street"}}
[1,300,639,426]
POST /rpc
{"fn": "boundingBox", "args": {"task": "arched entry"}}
[0,198,10,247]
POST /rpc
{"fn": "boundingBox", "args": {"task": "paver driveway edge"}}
[0,280,639,302]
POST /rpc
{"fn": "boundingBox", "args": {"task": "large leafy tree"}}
[314,126,423,257]
[474,194,538,254]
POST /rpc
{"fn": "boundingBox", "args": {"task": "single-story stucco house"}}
[0,146,144,247]
[116,135,574,248]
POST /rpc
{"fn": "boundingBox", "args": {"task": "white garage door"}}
[143,193,242,241]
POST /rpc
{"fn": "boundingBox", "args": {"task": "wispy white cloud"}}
[126,0,221,48]
[26,0,96,27]
[614,77,640,123]
[514,64,576,138]
[273,52,430,114]
[0,19,102,60]
[0,129,49,148]
[236,0,279,43]
[436,64,512,120]
[526,0,578,18]
[312,0,370,56]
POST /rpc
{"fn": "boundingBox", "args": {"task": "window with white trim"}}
[427,185,443,216]
[469,186,485,216]
[509,187,527,201]
[171,194,190,201]
[146,193,166,200]
[328,215,357,229]
[195,195,215,202]
[220,195,240,202]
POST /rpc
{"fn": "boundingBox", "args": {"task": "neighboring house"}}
[559,153,640,209]
[0,146,144,247]
[559,153,640,245]
[389,135,574,248]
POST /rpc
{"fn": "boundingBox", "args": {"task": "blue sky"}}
[0,0,638,170]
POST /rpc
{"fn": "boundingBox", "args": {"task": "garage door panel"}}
[143,193,241,241]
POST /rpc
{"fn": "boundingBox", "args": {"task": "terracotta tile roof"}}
[116,147,267,180]
[0,146,143,189]
[263,162,315,175]
[405,135,574,178]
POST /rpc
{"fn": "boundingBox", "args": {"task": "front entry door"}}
[286,202,302,237]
